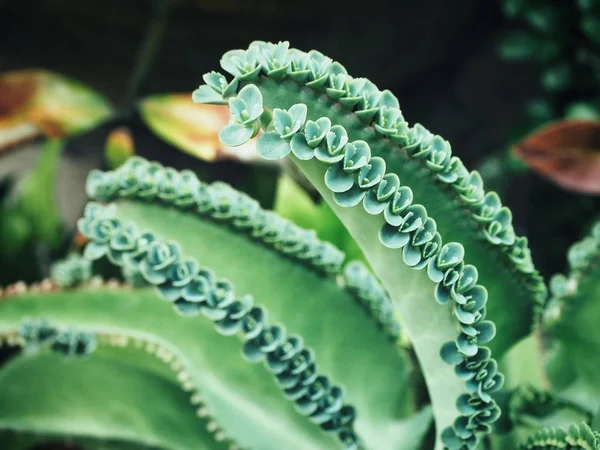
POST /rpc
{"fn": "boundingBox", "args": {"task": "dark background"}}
[1,0,598,277]
[0,0,539,164]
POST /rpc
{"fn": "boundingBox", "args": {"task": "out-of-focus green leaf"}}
[274,175,366,263]
[15,139,63,245]
[544,222,600,413]
[524,4,562,34]
[593,406,600,431]
[502,0,527,17]
[582,16,600,46]
[541,62,572,93]
[0,138,63,282]
[565,102,600,121]
[498,31,539,61]
[0,208,32,257]
[578,0,600,10]
[526,99,555,124]
[500,334,548,391]
[0,70,112,151]
[105,127,135,170]
[273,175,321,229]
[315,201,366,263]
[0,347,228,450]
[139,94,259,162]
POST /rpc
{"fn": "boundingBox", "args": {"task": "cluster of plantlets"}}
[0,41,599,450]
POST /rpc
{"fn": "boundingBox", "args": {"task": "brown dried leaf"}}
[513,120,600,194]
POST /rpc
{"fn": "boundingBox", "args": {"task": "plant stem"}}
[123,0,173,111]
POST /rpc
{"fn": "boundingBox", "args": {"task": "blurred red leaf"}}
[0,70,112,152]
[0,74,36,116]
[512,120,600,194]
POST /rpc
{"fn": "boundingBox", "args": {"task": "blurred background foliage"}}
[1,0,600,287]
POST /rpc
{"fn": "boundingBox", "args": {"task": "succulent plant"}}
[0,42,599,450]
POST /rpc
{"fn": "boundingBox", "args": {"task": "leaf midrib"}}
[250,76,536,355]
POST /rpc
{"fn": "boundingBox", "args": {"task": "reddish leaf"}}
[0,74,37,116]
[0,70,112,152]
[513,120,600,194]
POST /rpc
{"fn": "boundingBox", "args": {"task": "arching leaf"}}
[0,346,228,450]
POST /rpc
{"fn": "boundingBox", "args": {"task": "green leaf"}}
[500,334,548,392]
[565,102,600,121]
[14,138,63,246]
[287,159,470,446]
[0,287,337,450]
[498,31,539,61]
[0,346,227,450]
[274,175,367,264]
[218,123,254,147]
[541,63,572,93]
[236,85,263,122]
[237,75,539,358]
[290,132,317,160]
[593,406,600,432]
[524,4,562,34]
[0,208,32,259]
[274,175,321,230]
[3,155,430,449]
[545,221,600,412]
[192,85,226,105]
[109,199,426,448]
[256,131,292,159]
[502,0,526,17]
[200,43,547,448]
[582,16,600,47]
[104,127,135,169]
[578,0,600,9]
